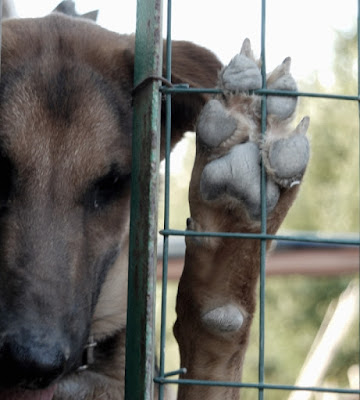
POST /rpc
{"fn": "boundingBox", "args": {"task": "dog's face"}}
[0,11,221,398]
[0,14,134,392]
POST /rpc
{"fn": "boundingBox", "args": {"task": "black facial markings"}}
[91,73,133,138]
[83,164,131,212]
[45,66,77,124]
[0,68,26,108]
[0,151,16,213]
[93,329,124,367]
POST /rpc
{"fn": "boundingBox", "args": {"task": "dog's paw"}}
[266,57,298,120]
[218,38,262,93]
[263,117,310,188]
[192,39,309,221]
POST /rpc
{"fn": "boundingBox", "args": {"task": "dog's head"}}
[0,11,221,399]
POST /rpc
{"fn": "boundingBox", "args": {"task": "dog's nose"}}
[0,333,68,389]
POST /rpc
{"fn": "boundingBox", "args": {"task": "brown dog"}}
[0,7,309,400]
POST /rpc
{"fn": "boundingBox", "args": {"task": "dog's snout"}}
[0,333,68,389]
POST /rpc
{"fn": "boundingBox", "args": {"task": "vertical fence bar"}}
[125,1,163,399]
[158,0,172,398]
[357,0,360,389]
[259,0,267,399]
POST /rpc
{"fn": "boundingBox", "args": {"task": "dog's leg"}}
[174,39,309,400]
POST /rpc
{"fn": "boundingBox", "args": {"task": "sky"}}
[11,0,358,89]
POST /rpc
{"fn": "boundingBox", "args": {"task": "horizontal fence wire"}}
[160,86,360,102]
[160,229,360,246]
[154,377,360,396]
[154,0,360,398]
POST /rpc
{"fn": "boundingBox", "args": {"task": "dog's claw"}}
[240,37,252,58]
[186,217,192,229]
[290,180,301,188]
[279,56,292,74]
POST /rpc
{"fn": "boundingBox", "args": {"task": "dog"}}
[0,4,310,400]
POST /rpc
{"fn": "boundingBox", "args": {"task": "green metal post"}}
[125,1,163,399]
[357,0,360,388]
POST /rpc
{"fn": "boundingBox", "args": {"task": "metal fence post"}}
[125,1,163,399]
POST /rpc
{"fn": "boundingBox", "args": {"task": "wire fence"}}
[125,0,360,399]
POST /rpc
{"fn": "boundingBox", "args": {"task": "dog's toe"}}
[267,57,298,120]
[263,117,310,187]
[220,54,262,92]
[218,38,262,93]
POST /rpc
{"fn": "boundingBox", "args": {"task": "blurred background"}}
[4,1,360,399]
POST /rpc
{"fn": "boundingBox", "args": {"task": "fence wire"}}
[125,0,360,399]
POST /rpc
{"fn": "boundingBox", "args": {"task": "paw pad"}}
[197,100,237,147]
[201,304,244,333]
[200,142,280,219]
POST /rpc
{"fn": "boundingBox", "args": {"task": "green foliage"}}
[283,30,359,234]
[242,276,357,400]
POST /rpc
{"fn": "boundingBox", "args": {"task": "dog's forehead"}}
[0,60,132,190]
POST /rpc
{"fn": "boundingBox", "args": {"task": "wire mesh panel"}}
[126,0,360,399]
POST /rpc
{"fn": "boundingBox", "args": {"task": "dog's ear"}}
[164,41,222,150]
[53,0,99,21]
[87,38,222,148]
[122,40,222,154]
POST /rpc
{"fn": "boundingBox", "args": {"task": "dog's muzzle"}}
[0,332,69,389]
[0,333,97,400]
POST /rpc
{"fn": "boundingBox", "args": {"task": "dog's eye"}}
[0,155,13,209]
[84,167,131,211]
